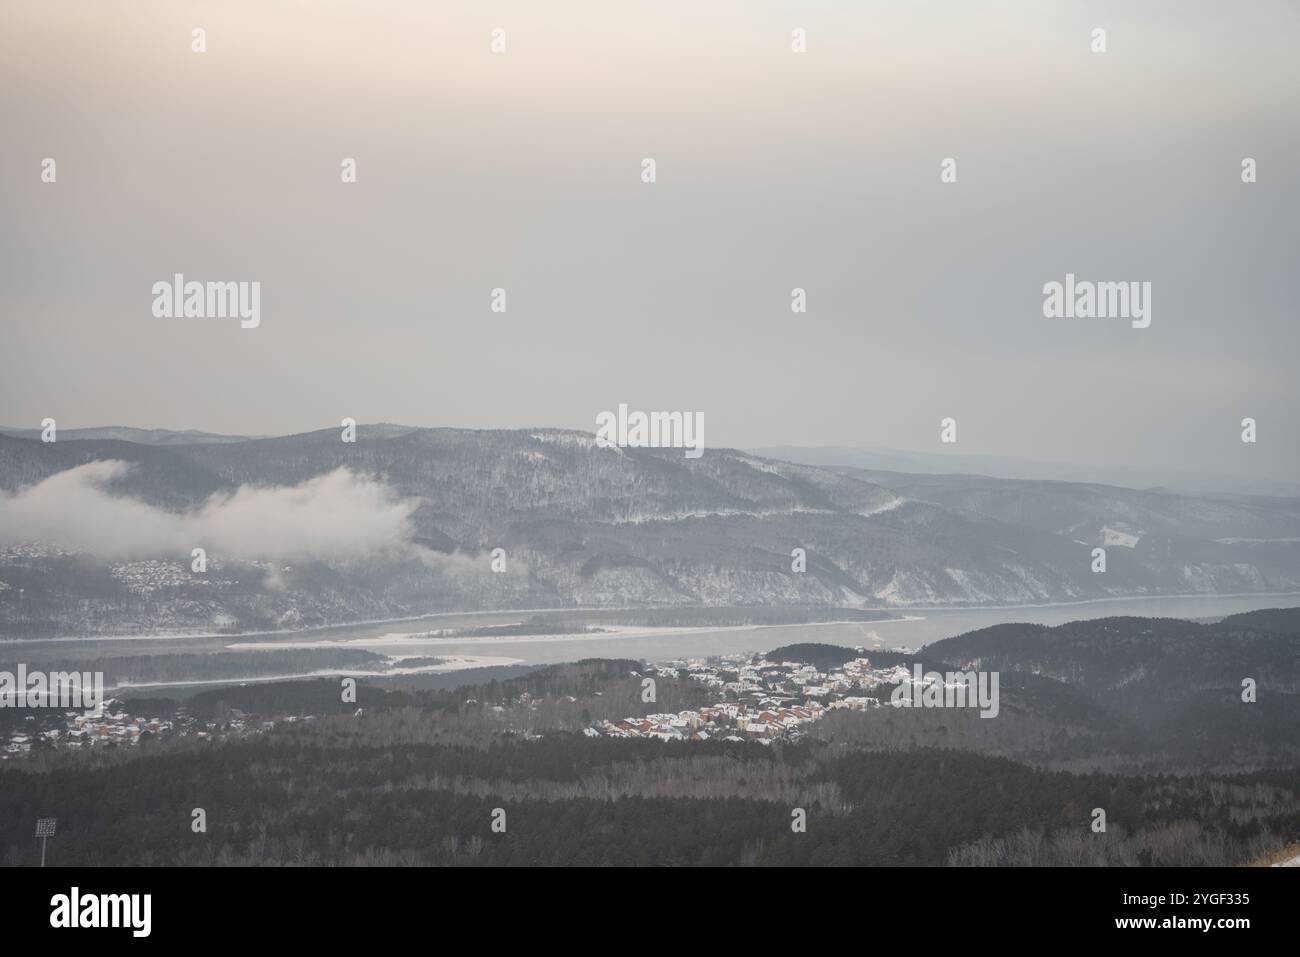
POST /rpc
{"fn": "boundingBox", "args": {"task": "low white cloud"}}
[0,461,427,563]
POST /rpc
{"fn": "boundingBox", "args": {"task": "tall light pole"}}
[35,817,56,867]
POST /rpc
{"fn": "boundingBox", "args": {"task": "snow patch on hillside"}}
[529,431,605,451]
[1103,526,1141,548]
[860,496,905,517]
[610,506,838,525]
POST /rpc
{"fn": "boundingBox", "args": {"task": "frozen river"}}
[225,592,1300,666]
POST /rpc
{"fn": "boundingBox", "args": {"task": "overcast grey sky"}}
[2,0,1297,482]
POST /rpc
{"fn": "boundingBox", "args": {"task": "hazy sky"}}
[2,1,1297,482]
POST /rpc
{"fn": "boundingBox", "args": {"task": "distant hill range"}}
[752,445,1300,498]
[916,608,1300,768]
[0,425,258,446]
[2,425,1300,635]
[784,609,1300,771]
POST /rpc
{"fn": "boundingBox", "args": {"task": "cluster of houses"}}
[3,646,925,756]
[596,700,827,743]
[5,703,154,757]
[108,558,294,596]
[592,650,913,744]
[109,560,197,595]
[1,699,305,760]
[0,542,70,560]
[107,559,234,596]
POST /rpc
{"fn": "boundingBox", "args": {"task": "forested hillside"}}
[4,427,1300,635]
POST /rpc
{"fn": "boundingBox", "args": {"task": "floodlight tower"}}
[35,818,56,867]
